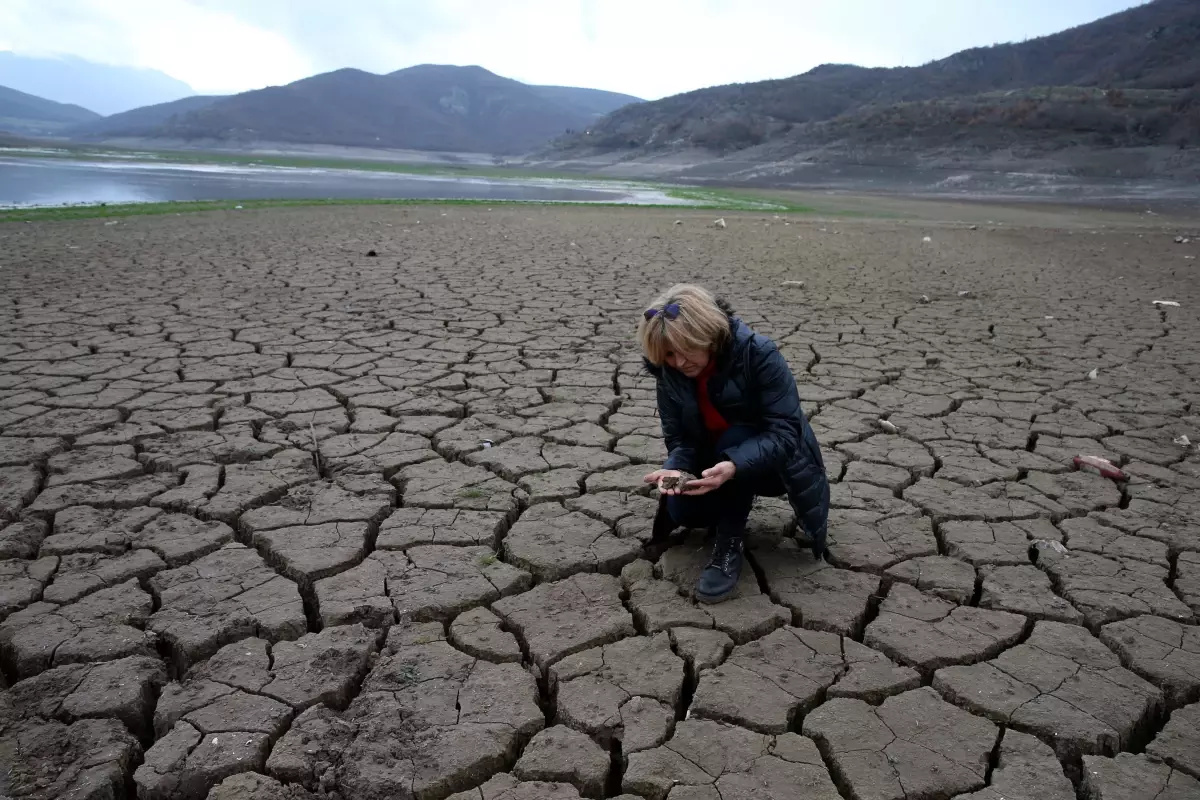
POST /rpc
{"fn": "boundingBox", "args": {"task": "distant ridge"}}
[543,0,1199,163]
[68,64,643,155]
[0,52,195,115]
[0,83,99,136]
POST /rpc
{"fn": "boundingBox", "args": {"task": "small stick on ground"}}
[310,421,321,473]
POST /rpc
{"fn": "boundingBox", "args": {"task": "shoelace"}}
[707,540,741,575]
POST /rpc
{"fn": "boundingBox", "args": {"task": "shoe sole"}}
[695,588,736,604]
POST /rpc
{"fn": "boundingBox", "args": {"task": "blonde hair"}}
[638,283,731,366]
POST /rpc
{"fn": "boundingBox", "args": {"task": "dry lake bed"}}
[1,202,1199,800]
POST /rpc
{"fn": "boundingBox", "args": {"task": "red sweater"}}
[695,360,729,438]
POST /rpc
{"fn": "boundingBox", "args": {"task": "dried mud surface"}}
[1,204,1198,799]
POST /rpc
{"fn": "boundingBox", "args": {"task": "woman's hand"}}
[679,461,736,495]
[643,469,685,495]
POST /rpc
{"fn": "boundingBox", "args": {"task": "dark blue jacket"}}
[645,315,829,554]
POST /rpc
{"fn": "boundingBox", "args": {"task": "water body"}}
[0,155,691,208]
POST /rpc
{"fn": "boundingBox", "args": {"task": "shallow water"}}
[0,155,692,208]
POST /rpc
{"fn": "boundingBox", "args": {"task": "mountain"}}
[530,85,642,120]
[69,95,225,138]
[0,83,99,136]
[75,64,643,154]
[0,52,195,116]
[543,0,1200,166]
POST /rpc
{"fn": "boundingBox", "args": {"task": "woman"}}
[639,284,829,603]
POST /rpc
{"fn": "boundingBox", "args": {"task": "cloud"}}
[0,0,1147,99]
[0,0,313,92]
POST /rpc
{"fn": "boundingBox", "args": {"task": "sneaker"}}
[695,536,743,603]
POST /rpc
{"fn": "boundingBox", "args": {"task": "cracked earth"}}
[1,204,1199,800]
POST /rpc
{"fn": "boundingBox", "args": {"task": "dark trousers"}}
[666,425,785,540]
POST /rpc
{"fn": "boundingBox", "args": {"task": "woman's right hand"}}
[643,469,684,495]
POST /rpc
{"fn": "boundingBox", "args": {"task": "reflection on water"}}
[0,156,691,208]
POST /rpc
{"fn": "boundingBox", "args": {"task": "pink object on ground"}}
[1073,455,1128,481]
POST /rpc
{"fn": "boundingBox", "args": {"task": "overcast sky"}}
[0,0,1147,99]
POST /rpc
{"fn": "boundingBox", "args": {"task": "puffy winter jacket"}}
[644,314,830,555]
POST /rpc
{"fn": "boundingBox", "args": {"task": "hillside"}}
[0,52,194,116]
[74,65,643,155]
[69,95,225,138]
[543,0,1200,167]
[0,131,46,147]
[0,83,99,136]
[530,85,643,120]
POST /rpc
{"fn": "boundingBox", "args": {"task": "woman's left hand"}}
[682,461,736,495]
